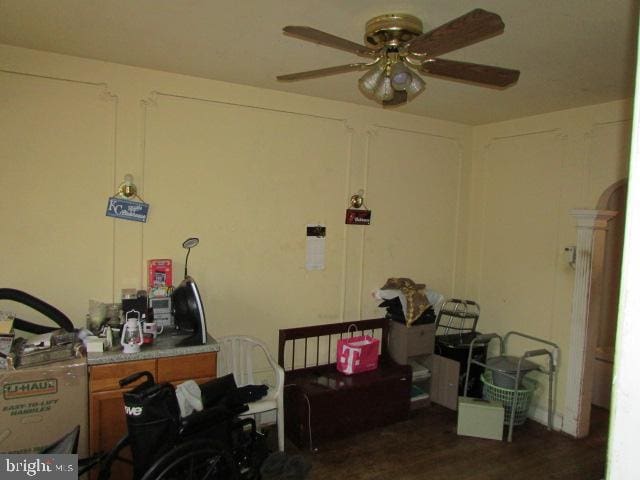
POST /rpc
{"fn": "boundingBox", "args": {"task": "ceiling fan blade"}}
[383,90,408,107]
[283,26,377,57]
[420,58,520,87]
[407,9,505,57]
[277,63,370,81]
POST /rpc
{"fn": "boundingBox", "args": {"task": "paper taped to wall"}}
[305,224,326,271]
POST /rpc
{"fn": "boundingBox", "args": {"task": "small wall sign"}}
[345,208,371,225]
[106,197,149,223]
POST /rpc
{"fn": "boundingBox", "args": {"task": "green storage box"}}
[457,396,504,441]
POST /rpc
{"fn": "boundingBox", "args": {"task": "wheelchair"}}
[78,371,268,480]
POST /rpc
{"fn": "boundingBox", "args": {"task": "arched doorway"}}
[564,179,627,438]
[591,180,627,410]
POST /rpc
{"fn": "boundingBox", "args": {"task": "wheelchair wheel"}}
[140,439,238,480]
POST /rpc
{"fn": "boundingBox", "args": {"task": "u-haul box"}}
[0,356,88,455]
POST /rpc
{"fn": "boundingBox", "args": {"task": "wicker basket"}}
[481,371,537,425]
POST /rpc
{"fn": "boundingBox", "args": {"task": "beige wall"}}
[468,101,632,426]
[0,45,632,427]
[0,45,470,350]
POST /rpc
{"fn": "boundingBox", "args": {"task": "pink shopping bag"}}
[336,329,380,375]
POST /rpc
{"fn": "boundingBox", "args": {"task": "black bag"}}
[120,371,181,480]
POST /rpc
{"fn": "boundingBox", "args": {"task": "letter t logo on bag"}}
[339,344,362,374]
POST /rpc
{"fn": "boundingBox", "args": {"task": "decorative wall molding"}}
[587,119,632,135]
[1,67,120,302]
[139,87,356,319]
[371,123,461,145]
[147,90,348,124]
[0,68,109,92]
[369,126,465,296]
[98,88,118,104]
[362,124,463,298]
[339,126,356,321]
[477,128,567,303]
[339,119,355,134]
[483,127,563,151]
[140,91,159,108]
[563,209,617,437]
[365,126,380,137]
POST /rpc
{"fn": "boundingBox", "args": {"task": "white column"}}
[563,209,617,437]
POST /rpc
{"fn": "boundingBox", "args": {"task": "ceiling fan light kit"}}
[277,9,520,107]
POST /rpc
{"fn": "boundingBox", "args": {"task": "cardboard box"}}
[457,396,505,441]
[0,356,88,455]
[387,320,435,364]
[0,336,14,370]
[0,316,15,370]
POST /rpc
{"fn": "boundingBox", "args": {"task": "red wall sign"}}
[345,209,371,225]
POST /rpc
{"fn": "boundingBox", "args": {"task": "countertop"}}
[86,332,219,365]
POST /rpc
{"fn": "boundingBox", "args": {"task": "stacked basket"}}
[481,370,536,426]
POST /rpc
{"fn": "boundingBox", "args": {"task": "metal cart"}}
[463,331,559,442]
[435,299,489,397]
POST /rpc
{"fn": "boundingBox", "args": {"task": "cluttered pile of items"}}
[0,258,179,370]
[0,289,79,370]
[1,236,208,369]
[372,277,560,443]
[84,257,176,354]
[373,278,491,399]
[85,238,209,354]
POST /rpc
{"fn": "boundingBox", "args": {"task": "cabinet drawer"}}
[157,352,216,383]
[90,359,157,393]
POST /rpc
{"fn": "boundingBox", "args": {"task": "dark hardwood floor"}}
[284,404,609,480]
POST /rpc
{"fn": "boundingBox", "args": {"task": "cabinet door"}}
[430,354,460,411]
[89,389,133,480]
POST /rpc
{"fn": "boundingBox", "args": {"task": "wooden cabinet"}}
[387,321,460,411]
[427,353,460,411]
[88,352,216,480]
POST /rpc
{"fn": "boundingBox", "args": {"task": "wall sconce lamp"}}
[118,174,138,198]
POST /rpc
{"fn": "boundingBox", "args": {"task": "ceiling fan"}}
[277,9,520,107]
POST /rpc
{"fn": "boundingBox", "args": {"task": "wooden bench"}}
[278,318,412,449]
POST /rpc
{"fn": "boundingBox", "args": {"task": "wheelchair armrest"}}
[179,404,249,436]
